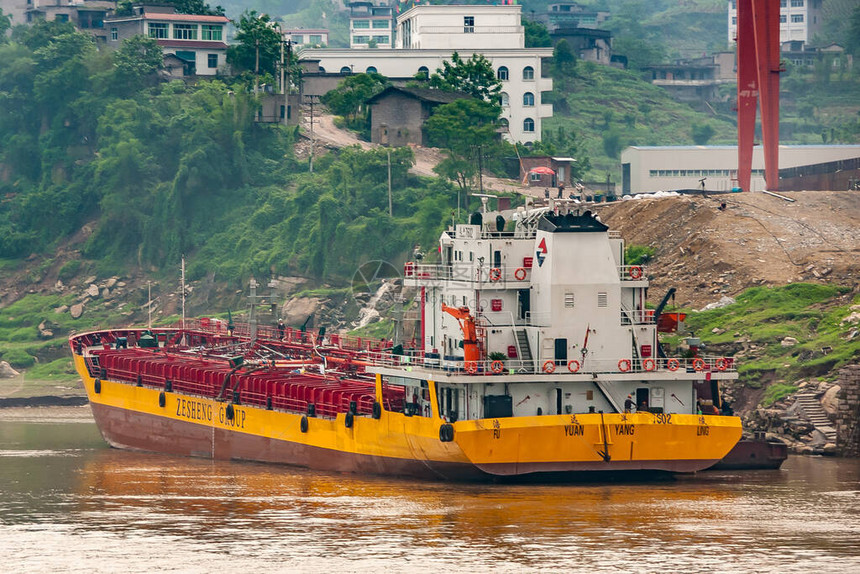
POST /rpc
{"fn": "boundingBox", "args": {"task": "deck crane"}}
[441,303,481,371]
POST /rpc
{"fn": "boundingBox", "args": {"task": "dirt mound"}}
[594,190,860,308]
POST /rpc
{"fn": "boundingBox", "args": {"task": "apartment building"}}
[727,0,823,47]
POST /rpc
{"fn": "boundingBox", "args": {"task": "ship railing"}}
[619,264,648,281]
[361,352,736,375]
[620,307,656,325]
[184,318,397,352]
[403,263,533,287]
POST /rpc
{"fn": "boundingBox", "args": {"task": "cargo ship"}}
[70,199,742,480]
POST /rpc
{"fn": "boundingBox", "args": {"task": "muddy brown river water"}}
[1,406,858,573]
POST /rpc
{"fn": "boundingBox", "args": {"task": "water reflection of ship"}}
[76,451,749,541]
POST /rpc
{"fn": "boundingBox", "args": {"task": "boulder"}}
[55,304,68,314]
[83,275,97,285]
[105,277,118,288]
[0,361,20,378]
[280,297,323,327]
[781,336,798,347]
[822,443,838,455]
[821,385,840,415]
[70,303,84,319]
[86,284,100,297]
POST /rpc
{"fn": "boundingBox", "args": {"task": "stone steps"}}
[795,392,837,442]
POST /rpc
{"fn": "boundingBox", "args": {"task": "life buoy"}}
[693,358,706,372]
[667,358,680,371]
[543,360,556,374]
[567,359,581,373]
[618,359,632,372]
[716,357,729,371]
[629,266,643,280]
[643,358,656,371]
[491,360,504,374]
[514,267,527,281]
[466,362,478,374]
[490,268,502,282]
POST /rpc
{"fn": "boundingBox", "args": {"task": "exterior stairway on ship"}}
[515,329,534,372]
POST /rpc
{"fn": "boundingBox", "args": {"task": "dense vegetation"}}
[676,284,860,393]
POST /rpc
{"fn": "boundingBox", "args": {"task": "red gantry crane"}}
[736,0,782,192]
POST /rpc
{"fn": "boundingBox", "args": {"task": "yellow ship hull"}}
[75,354,742,480]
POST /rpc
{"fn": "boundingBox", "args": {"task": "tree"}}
[425,98,501,191]
[429,52,502,103]
[227,11,282,81]
[0,9,11,42]
[321,72,388,123]
[112,35,163,96]
[523,18,552,48]
[691,122,715,145]
[552,39,577,87]
[163,0,224,15]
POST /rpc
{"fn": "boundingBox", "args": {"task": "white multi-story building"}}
[302,5,553,143]
[349,1,394,49]
[727,0,824,47]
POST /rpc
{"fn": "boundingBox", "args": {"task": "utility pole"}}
[280,37,292,126]
[254,37,260,95]
[387,147,393,216]
[304,94,319,173]
[477,145,484,194]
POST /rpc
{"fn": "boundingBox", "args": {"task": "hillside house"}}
[366,87,471,147]
[105,4,228,76]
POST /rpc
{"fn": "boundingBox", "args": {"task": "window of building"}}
[208,53,218,68]
[497,66,509,81]
[309,35,323,44]
[292,35,304,44]
[201,25,222,41]
[523,118,535,132]
[340,66,352,74]
[372,19,389,29]
[499,118,509,129]
[372,35,389,44]
[780,0,787,7]
[780,15,787,23]
[318,66,325,73]
[732,17,737,25]
[500,92,509,106]
[353,36,370,44]
[791,0,803,7]
[523,66,534,80]
[791,14,804,23]
[418,66,429,76]
[523,92,535,106]
[55,14,69,22]
[367,66,377,73]
[110,27,118,41]
[353,20,370,29]
[148,22,168,39]
[173,24,197,40]
[530,172,542,182]
[464,16,474,33]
